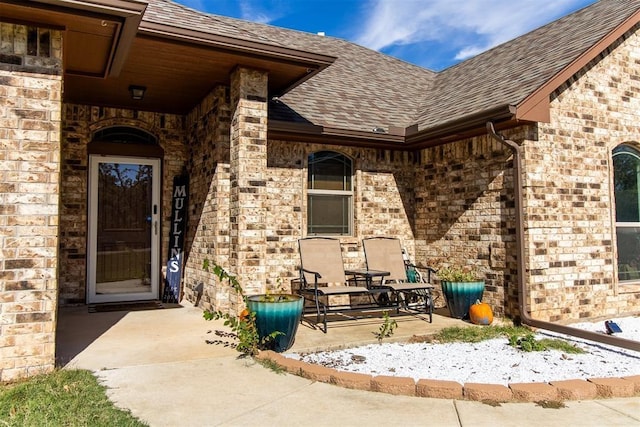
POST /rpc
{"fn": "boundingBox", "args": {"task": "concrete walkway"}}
[56,304,640,427]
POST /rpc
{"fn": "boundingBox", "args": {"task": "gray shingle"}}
[413,0,640,130]
[143,0,436,132]
[142,0,640,136]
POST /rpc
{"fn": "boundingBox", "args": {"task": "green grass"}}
[0,369,147,427]
[433,325,585,354]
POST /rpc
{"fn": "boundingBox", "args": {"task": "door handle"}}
[154,221,158,235]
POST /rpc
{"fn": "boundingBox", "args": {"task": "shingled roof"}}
[141,0,640,141]
[413,0,640,132]
[142,0,435,134]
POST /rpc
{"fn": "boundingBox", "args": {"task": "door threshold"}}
[88,300,164,313]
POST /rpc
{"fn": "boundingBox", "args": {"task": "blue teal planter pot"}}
[247,294,303,352]
[441,281,485,319]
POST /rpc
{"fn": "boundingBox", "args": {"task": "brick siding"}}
[0,24,62,381]
[529,27,640,321]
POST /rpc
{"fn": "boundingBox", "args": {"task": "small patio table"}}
[345,269,391,305]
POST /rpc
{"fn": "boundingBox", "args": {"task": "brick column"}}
[0,24,62,381]
[229,67,268,297]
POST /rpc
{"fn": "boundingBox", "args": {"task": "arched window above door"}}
[93,126,157,145]
[89,126,163,157]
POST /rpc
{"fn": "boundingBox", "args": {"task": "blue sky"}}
[175,0,596,71]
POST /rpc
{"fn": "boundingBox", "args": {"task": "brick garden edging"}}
[256,350,640,402]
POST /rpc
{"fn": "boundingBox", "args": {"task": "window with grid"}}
[307,151,353,235]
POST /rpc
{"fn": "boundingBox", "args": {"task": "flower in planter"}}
[436,265,482,282]
[435,265,485,319]
[202,260,281,356]
[238,308,250,321]
[202,260,301,354]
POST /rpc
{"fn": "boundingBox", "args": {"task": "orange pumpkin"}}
[469,300,493,325]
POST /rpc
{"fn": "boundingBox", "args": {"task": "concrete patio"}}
[55,303,640,426]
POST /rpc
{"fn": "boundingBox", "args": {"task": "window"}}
[307,151,353,235]
[613,145,640,282]
[93,126,157,145]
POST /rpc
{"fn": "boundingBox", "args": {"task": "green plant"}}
[373,311,398,343]
[508,331,546,352]
[256,357,287,374]
[256,277,299,302]
[0,369,146,426]
[507,331,584,354]
[434,325,586,354]
[437,265,481,282]
[202,260,281,356]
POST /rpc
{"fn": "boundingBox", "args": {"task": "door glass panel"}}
[96,162,153,295]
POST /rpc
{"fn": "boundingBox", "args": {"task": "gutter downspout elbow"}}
[486,122,640,352]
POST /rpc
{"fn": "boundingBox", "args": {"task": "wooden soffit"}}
[1,1,336,114]
[0,0,147,78]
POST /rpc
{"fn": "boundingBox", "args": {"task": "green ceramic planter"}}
[247,294,303,352]
[441,281,485,319]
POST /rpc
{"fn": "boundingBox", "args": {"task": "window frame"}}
[613,144,640,285]
[306,150,354,236]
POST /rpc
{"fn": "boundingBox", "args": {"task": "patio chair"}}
[298,237,372,332]
[362,237,435,322]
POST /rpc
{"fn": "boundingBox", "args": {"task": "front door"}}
[88,155,161,303]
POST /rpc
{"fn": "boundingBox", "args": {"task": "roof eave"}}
[138,21,336,68]
[30,0,148,77]
[268,120,406,149]
[268,105,521,150]
[404,104,518,149]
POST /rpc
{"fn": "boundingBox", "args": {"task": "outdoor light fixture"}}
[129,85,146,100]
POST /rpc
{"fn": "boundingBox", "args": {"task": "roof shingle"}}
[413,0,640,131]
[142,0,640,136]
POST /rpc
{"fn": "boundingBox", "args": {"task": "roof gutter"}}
[486,122,640,352]
[405,105,517,146]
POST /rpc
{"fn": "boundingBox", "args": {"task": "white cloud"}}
[239,0,273,24]
[355,0,593,61]
[239,0,282,24]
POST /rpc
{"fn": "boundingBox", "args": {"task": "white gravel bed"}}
[285,316,640,386]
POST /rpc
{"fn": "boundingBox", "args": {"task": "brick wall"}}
[229,67,269,296]
[186,123,437,314]
[0,24,62,381]
[52,24,640,328]
[414,135,519,317]
[527,26,640,321]
[182,86,233,311]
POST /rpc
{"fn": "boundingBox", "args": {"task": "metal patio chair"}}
[298,237,373,332]
[362,237,435,322]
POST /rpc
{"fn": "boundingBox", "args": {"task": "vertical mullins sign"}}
[163,174,188,303]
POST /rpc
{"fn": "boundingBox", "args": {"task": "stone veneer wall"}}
[59,105,186,304]
[0,24,62,381]
[526,26,640,321]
